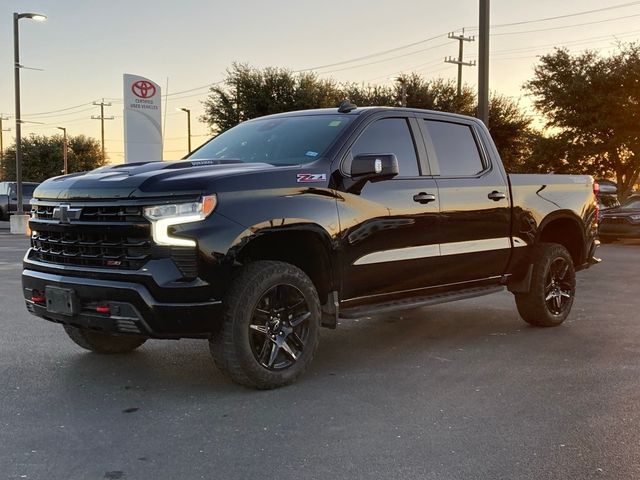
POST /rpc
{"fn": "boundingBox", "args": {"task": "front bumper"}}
[22,268,223,339]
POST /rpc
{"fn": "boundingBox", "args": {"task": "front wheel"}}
[210,261,321,389]
[63,326,146,353]
[515,243,576,327]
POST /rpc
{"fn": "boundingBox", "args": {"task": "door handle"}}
[413,192,436,204]
[488,191,506,201]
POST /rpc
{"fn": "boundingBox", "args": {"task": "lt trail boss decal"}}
[297,173,326,183]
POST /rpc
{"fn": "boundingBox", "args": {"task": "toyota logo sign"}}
[132,80,156,99]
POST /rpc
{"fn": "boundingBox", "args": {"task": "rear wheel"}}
[515,243,576,327]
[64,326,146,353]
[210,261,320,389]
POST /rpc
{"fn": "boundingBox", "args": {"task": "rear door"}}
[337,114,441,302]
[419,115,511,285]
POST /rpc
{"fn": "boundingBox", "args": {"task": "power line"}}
[22,101,94,117]
[295,32,449,72]
[366,25,640,83]
[492,12,640,36]
[20,106,96,120]
[315,42,451,76]
[466,0,640,30]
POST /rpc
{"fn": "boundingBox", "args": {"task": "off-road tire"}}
[64,325,146,353]
[209,261,321,389]
[515,242,576,327]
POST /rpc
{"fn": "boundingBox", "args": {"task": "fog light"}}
[31,291,45,303]
[96,305,111,314]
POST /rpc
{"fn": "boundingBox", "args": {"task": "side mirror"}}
[349,154,399,180]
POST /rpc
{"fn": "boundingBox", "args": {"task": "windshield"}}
[622,198,640,210]
[188,115,352,166]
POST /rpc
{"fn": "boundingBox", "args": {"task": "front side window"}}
[424,120,484,177]
[351,118,420,177]
[188,115,352,166]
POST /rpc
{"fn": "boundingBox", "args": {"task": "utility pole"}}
[445,29,476,97]
[91,99,113,159]
[57,126,67,175]
[0,115,10,162]
[478,0,490,126]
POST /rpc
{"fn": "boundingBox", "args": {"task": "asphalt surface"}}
[1,227,639,480]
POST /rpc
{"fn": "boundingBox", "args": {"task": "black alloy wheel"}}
[515,242,576,327]
[249,284,311,370]
[544,257,573,315]
[210,261,321,389]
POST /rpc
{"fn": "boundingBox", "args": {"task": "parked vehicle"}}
[22,106,600,388]
[0,181,39,220]
[599,195,640,243]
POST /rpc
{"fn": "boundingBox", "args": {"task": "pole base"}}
[10,214,30,235]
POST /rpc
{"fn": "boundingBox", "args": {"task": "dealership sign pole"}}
[123,74,162,163]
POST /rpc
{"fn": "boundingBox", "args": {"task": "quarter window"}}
[424,120,484,176]
[351,118,420,177]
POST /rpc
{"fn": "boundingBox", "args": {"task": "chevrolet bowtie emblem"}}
[52,204,82,223]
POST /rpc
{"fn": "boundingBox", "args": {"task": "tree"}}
[525,44,640,199]
[0,134,105,182]
[486,94,535,173]
[201,63,343,134]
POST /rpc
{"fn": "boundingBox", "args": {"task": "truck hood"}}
[33,160,278,200]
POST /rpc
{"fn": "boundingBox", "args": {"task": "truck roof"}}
[252,106,480,123]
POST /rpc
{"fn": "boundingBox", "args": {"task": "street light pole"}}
[57,127,68,175]
[13,11,46,222]
[179,108,192,153]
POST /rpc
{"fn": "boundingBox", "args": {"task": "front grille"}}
[32,205,145,222]
[31,230,151,270]
[29,201,198,278]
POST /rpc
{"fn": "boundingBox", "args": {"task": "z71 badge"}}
[297,173,327,183]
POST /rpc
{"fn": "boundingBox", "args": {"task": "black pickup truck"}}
[0,181,38,220]
[22,106,600,389]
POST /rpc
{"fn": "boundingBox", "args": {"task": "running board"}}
[339,285,505,319]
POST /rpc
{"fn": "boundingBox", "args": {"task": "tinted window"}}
[188,115,352,166]
[424,120,484,176]
[351,118,419,177]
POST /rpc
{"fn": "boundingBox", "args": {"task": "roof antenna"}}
[337,99,357,113]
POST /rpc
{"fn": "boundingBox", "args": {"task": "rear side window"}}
[351,118,420,177]
[424,120,484,177]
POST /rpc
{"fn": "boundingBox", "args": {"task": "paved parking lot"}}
[1,230,639,480]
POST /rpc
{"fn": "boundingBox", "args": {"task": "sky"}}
[1,0,639,163]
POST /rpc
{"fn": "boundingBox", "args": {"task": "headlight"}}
[630,214,640,222]
[143,195,217,247]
